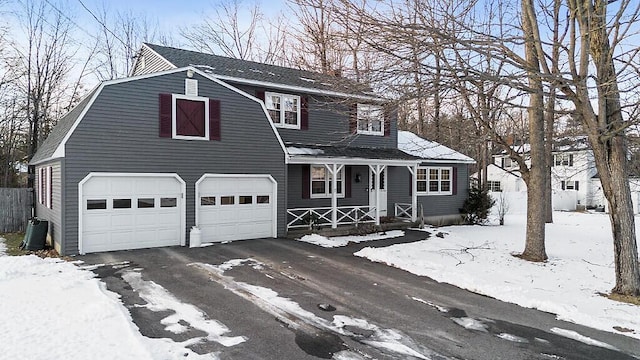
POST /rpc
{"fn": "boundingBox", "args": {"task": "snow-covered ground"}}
[1,211,639,359]
[297,230,405,247]
[0,243,237,360]
[353,211,640,340]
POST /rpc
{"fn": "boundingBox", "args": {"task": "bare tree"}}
[180,0,265,61]
[9,0,77,161]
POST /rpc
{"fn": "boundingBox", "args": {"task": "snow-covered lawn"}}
[0,242,232,360]
[354,211,640,340]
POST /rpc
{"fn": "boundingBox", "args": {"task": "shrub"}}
[460,187,495,225]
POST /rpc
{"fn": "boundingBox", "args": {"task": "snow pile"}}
[297,230,405,248]
[355,212,640,339]
[0,238,6,255]
[0,254,154,360]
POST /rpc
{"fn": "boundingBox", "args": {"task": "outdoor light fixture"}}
[187,69,194,78]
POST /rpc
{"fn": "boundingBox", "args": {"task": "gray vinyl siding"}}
[62,71,286,255]
[388,163,470,218]
[233,85,397,149]
[287,165,370,209]
[131,46,174,76]
[34,160,64,252]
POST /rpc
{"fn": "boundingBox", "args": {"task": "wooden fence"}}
[0,188,33,233]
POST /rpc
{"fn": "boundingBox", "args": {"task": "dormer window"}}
[554,153,573,166]
[265,92,300,129]
[356,104,384,136]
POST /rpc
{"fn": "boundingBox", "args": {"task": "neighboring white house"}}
[474,137,611,211]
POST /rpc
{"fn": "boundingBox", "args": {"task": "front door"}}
[369,167,388,216]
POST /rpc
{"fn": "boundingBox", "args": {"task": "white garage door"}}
[197,175,276,242]
[80,174,184,254]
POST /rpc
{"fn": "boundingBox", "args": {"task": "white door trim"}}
[195,174,278,239]
[78,172,186,255]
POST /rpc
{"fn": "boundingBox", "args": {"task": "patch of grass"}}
[607,292,640,306]
[0,233,27,256]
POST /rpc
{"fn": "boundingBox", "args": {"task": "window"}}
[113,199,132,209]
[554,153,573,166]
[416,167,453,195]
[138,198,155,208]
[239,196,253,204]
[561,180,579,191]
[173,95,209,140]
[487,181,502,192]
[200,196,216,206]
[221,196,235,205]
[160,93,220,141]
[87,199,107,210]
[38,166,53,209]
[356,104,384,136]
[265,92,300,129]
[502,157,513,168]
[161,198,177,207]
[311,165,344,198]
[257,195,270,204]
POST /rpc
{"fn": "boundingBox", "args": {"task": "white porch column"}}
[409,165,418,222]
[327,163,344,228]
[375,164,381,226]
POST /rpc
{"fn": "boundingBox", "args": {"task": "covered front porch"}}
[285,144,420,231]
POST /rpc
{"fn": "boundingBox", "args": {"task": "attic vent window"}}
[185,79,198,96]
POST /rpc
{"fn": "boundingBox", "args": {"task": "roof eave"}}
[287,155,419,166]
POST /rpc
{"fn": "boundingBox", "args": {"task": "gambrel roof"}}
[143,43,378,99]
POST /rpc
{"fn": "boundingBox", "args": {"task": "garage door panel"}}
[81,175,183,254]
[197,176,275,243]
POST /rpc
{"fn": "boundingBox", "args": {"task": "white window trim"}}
[310,165,345,199]
[554,153,572,166]
[416,166,453,196]
[172,94,210,141]
[265,91,301,130]
[356,103,384,136]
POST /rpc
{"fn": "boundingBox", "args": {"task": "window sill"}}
[172,135,210,141]
[274,123,301,130]
[417,192,453,196]
[356,130,383,136]
[310,194,346,199]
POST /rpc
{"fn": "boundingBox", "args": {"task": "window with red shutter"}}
[176,99,206,137]
[160,93,221,141]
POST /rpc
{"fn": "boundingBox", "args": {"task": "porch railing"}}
[394,203,413,219]
[287,205,376,230]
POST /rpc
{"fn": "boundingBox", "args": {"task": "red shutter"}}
[575,181,579,191]
[159,94,172,137]
[349,104,357,134]
[300,96,309,130]
[452,167,458,195]
[345,166,352,198]
[256,90,265,101]
[561,181,566,190]
[384,107,391,137]
[569,154,574,166]
[209,99,221,140]
[47,166,53,209]
[302,165,310,199]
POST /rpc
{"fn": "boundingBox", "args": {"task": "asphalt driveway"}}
[80,230,640,359]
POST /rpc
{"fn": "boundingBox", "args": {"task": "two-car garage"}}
[79,173,277,254]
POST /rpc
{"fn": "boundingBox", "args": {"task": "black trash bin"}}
[20,218,48,251]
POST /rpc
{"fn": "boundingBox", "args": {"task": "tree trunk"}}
[520,0,547,262]
[544,90,555,223]
[577,0,640,296]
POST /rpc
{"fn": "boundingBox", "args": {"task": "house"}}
[481,137,640,211]
[30,43,474,255]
